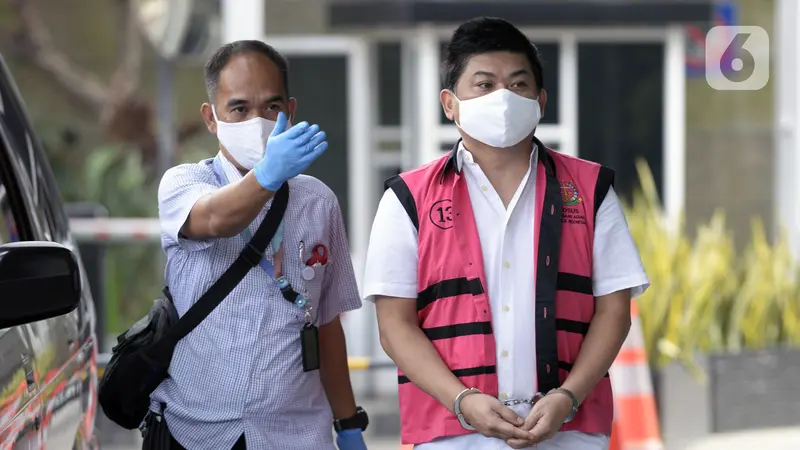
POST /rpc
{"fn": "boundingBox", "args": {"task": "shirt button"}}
[481,185,488,191]
[501,350,509,357]
[503,261,511,268]
[503,305,510,312]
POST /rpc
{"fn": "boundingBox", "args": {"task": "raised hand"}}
[253,112,328,191]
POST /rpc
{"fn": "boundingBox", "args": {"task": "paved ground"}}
[102,429,800,450]
[102,434,401,450]
[683,427,800,450]
[97,409,800,450]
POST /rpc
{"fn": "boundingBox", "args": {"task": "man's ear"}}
[439,89,458,122]
[537,89,548,120]
[201,103,216,134]
[287,97,298,124]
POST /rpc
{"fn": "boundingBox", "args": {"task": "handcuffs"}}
[454,387,580,431]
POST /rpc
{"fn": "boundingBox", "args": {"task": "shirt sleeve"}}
[362,188,419,302]
[317,196,363,325]
[592,187,650,298]
[157,163,219,252]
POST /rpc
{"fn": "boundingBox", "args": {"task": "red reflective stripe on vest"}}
[392,141,615,445]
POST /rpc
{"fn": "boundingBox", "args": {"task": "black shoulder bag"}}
[98,183,289,430]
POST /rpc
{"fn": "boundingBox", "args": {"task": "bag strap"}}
[165,182,290,344]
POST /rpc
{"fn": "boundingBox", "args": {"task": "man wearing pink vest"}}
[363,17,649,450]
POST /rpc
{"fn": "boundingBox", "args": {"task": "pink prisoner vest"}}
[385,138,616,445]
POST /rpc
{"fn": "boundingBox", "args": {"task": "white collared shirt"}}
[363,142,649,450]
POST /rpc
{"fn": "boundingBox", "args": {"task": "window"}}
[285,55,351,232]
[0,184,19,244]
[377,42,402,127]
[0,67,65,241]
[577,43,664,201]
[377,165,402,196]
[441,142,458,153]
[33,166,63,241]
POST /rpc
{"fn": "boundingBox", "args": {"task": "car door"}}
[0,58,89,448]
[0,119,43,450]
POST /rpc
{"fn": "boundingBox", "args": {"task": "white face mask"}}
[212,106,288,170]
[453,89,541,148]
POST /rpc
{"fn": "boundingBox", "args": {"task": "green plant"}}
[626,160,800,376]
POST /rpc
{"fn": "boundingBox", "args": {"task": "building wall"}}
[684,0,775,245]
[265,0,329,35]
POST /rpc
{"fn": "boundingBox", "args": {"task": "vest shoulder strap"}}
[385,175,420,231]
[593,166,616,221]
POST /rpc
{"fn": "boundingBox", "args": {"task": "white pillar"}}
[663,26,686,231]
[346,39,375,285]
[415,26,444,166]
[401,34,420,170]
[559,32,579,157]
[222,0,265,43]
[775,0,800,259]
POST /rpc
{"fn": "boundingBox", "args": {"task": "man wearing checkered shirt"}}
[147,41,369,450]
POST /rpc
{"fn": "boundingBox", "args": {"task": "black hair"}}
[441,17,544,93]
[204,40,289,101]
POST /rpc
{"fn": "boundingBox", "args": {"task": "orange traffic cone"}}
[608,301,663,450]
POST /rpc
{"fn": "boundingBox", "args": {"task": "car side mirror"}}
[0,241,82,328]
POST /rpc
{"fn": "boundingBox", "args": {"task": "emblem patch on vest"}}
[560,181,583,206]
[429,199,454,230]
[561,180,587,225]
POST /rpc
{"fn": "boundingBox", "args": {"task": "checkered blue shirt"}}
[151,153,362,449]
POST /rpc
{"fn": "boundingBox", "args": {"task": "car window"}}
[0,56,66,242]
[0,180,20,244]
[32,172,55,241]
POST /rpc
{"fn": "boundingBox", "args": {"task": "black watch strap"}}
[334,406,369,432]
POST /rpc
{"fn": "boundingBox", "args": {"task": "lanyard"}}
[211,157,311,316]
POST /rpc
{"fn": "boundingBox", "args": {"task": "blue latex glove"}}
[253,112,328,191]
[336,429,367,450]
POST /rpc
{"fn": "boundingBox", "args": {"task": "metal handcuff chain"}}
[502,392,545,407]
[454,389,553,431]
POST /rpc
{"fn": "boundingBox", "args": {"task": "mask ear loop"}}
[449,90,463,129]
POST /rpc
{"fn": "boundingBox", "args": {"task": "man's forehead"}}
[463,52,533,75]
[219,53,280,84]
[217,53,284,95]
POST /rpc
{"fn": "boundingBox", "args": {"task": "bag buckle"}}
[139,411,152,437]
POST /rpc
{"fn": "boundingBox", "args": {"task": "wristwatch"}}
[547,388,579,423]
[333,406,369,432]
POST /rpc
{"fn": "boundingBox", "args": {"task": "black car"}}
[0,54,99,449]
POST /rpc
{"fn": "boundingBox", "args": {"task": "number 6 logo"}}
[429,199,454,230]
[705,26,769,91]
